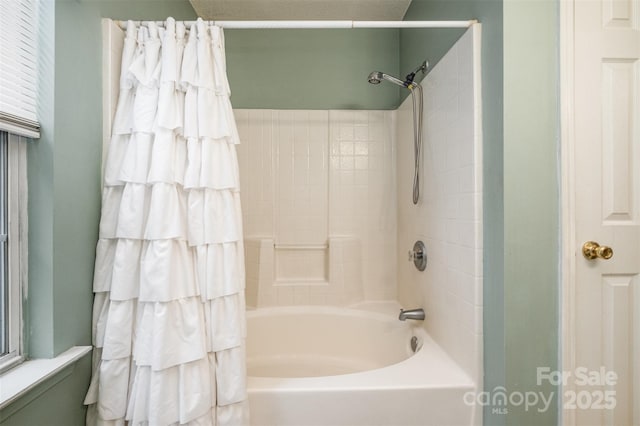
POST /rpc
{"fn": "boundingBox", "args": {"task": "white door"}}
[563,0,640,425]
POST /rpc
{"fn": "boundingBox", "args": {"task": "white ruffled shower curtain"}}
[84,18,248,425]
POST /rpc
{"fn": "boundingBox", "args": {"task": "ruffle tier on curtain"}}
[84,18,248,426]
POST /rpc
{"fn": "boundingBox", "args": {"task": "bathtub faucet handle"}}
[407,249,421,261]
[399,308,425,321]
[408,241,427,271]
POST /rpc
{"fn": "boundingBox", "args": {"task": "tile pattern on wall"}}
[396,27,483,385]
[329,110,397,300]
[236,109,395,306]
[274,111,328,246]
[235,110,275,238]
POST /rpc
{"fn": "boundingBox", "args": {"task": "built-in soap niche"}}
[244,237,363,307]
[274,245,328,284]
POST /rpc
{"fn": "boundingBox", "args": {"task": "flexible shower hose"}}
[409,84,424,205]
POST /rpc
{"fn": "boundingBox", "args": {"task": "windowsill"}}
[0,346,92,410]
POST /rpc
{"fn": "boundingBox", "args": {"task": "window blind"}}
[0,0,40,138]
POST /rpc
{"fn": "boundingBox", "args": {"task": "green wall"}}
[5,0,198,424]
[0,356,91,426]
[503,0,559,424]
[402,1,559,425]
[225,29,400,110]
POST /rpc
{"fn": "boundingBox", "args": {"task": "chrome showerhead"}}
[368,71,383,84]
[367,71,406,87]
[368,61,428,89]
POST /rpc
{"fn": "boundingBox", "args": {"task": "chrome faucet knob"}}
[408,241,427,271]
[408,248,423,260]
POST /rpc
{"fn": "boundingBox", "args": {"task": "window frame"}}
[0,132,28,373]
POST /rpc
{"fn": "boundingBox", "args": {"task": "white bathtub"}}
[246,306,476,426]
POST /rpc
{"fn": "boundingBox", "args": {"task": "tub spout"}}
[399,308,425,321]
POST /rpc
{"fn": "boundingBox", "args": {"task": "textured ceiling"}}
[189,0,412,21]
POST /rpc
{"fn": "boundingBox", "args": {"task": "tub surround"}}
[396,27,483,386]
[236,25,483,426]
[236,110,396,306]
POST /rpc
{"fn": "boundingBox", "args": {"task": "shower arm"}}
[404,61,428,86]
[382,73,408,87]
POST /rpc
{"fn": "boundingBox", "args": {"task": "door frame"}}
[560,0,577,424]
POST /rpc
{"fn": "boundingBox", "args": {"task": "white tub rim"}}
[246,305,475,392]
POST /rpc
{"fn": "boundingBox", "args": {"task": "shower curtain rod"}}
[117,19,477,30]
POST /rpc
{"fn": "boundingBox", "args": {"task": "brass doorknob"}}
[582,241,613,260]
